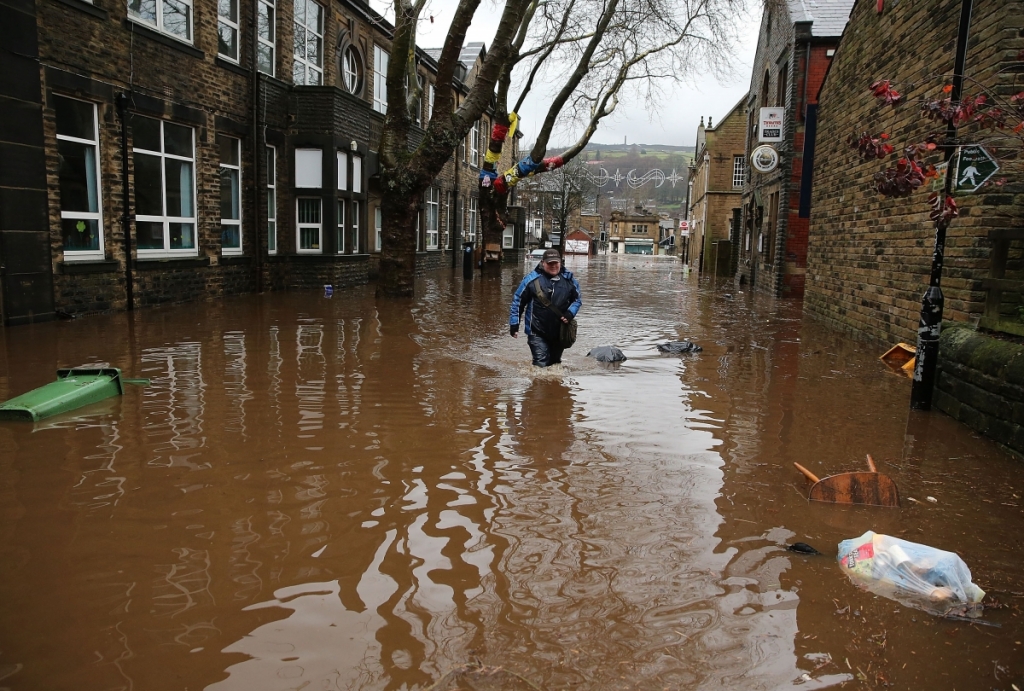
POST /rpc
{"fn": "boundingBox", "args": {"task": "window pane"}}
[293,61,305,85]
[222,224,240,249]
[133,152,163,215]
[267,189,276,217]
[307,33,321,68]
[307,68,322,86]
[218,135,239,166]
[297,198,321,223]
[164,122,192,157]
[128,0,156,22]
[165,158,194,217]
[268,220,276,251]
[293,25,306,61]
[133,115,161,151]
[218,23,237,59]
[220,167,239,219]
[258,3,273,39]
[218,0,236,22]
[170,222,195,249]
[163,0,191,39]
[295,149,322,188]
[293,0,305,25]
[258,45,273,74]
[54,96,95,141]
[309,0,322,32]
[62,218,100,252]
[352,156,361,193]
[58,140,98,212]
[136,220,164,249]
[299,227,319,249]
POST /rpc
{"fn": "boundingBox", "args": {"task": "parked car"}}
[529,249,546,259]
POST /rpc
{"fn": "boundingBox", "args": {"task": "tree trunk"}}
[377,177,422,298]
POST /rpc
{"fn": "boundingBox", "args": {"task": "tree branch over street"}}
[376,0,747,296]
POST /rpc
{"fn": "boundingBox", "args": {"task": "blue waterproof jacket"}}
[509,265,582,339]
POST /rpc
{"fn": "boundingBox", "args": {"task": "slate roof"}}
[788,0,856,37]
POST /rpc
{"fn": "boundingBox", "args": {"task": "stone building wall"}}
[805,0,1024,344]
[936,324,1024,457]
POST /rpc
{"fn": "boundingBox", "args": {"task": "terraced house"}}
[0,0,520,324]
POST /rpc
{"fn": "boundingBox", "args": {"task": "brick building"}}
[806,0,1024,344]
[0,0,518,324]
[686,103,747,276]
[608,208,660,255]
[735,0,853,297]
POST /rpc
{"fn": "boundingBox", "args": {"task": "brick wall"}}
[736,7,843,298]
[806,0,1024,344]
[935,324,1024,456]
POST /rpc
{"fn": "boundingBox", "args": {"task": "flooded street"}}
[1,255,1022,690]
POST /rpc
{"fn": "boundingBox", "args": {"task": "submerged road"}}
[1,255,1022,690]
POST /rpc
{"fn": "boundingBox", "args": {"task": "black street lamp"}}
[910,0,973,410]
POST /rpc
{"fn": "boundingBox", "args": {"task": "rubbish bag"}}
[587,346,627,363]
[837,531,985,614]
[657,341,702,354]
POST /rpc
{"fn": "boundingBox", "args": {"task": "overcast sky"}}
[369,0,762,148]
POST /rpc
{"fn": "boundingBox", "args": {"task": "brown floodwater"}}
[1,256,1022,690]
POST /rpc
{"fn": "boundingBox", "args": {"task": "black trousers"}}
[527,334,564,367]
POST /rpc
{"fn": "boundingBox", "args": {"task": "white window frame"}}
[133,117,197,258]
[295,148,322,188]
[425,187,439,249]
[292,0,323,86]
[733,155,745,189]
[373,45,389,114]
[127,0,193,43]
[469,121,479,166]
[336,151,347,190]
[336,199,346,254]
[468,197,478,242]
[502,225,514,249]
[352,200,360,253]
[218,134,242,255]
[534,218,543,237]
[352,156,362,193]
[296,197,322,253]
[266,145,277,254]
[257,0,275,76]
[56,96,104,261]
[342,46,361,93]
[217,0,239,62]
[427,83,434,120]
[444,191,452,248]
[374,206,382,251]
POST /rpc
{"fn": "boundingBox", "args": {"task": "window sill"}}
[219,255,251,266]
[215,56,249,77]
[135,255,210,270]
[123,19,204,59]
[59,258,119,274]
[53,0,108,20]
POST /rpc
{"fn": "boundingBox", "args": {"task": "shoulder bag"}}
[531,278,578,349]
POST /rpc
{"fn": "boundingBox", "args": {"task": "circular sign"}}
[751,145,779,173]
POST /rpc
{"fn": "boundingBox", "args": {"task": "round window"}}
[343,46,363,94]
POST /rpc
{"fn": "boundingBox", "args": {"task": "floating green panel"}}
[0,368,124,422]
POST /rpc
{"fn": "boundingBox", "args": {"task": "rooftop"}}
[788,0,855,37]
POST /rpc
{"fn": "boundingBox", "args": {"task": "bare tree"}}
[377,0,747,295]
[518,156,597,252]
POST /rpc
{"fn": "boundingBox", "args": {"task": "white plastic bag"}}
[837,531,985,614]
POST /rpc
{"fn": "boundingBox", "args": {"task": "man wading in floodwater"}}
[509,248,582,367]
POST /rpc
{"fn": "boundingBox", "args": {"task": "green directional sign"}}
[953,145,999,194]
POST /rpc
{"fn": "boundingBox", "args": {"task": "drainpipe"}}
[701,153,711,275]
[252,0,263,292]
[115,93,134,311]
[910,0,973,410]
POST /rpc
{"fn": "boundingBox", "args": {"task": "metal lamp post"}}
[910,0,973,410]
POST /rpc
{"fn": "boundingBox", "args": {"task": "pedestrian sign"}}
[953,145,999,194]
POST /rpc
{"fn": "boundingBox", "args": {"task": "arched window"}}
[339,44,364,96]
[777,62,788,108]
[761,70,771,108]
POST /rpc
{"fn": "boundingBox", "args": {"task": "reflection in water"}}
[1,260,1022,690]
[142,342,207,470]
